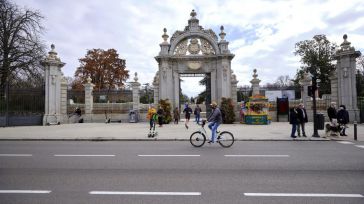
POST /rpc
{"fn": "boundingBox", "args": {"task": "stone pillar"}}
[329,71,338,105]
[299,72,312,108]
[130,72,141,111]
[231,72,238,104]
[333,34,362,122]
[152,72,159,105]
[60,77,68,122]
[83,77,94,122]
[250,69,261,96]
[41,44,66,125]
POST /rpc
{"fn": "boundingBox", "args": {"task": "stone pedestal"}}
[333,34,361,122]
[41,44,66,125]
[130,72,141,111]
[299,72,312,108]
[250,69,261,96]
[83,77,95,122]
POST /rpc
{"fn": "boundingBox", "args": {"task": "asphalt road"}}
[0,141,364,204]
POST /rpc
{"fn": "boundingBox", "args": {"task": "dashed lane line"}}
[89,191,201,196]
[0,190,51,194]
[53,154,115,157]
[244,193,364,198]
[138,155,200,157]
[225,155,290,157]
[337,141,355,144]
[0,154,32,157]
[355,145,364,149]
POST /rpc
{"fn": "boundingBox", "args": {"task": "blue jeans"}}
[291,124,297,137]
[195,114,200,124]
[208,122,220,143]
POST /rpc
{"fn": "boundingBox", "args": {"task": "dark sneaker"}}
[303,134,307,137]
[291,136,297,138]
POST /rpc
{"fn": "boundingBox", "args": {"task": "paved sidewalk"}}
[0,121,363,141]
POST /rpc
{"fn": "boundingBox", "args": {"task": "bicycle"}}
[189,120,234,148]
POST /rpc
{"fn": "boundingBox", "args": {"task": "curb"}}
[0,138,333,141]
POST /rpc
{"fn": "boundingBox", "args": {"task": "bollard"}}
[354,121,357,141]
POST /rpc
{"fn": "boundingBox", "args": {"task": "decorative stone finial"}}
[253,69,258,79]
[340,33,352,50]
[86,76,92,83]
[190,9,197,18]
[162,28,169,43]
[134,72,138,82]
[343,34,347,40]
[219,25,226,41]
[47,44,60,61]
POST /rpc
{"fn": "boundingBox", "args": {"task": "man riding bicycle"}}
[207,101,222,143]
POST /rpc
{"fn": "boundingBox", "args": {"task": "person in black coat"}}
[289,105,299,138]
[327,102,337,122]
[297,103,308,137]
[337,105,349,136]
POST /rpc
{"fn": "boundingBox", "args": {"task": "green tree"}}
[0,0,45,89]
[294,34,337,95]
[220,97,235,124]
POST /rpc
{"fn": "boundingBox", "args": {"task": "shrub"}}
[220,97,235,124]
[158,99,172,124]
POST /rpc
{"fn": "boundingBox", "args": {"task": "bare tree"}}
[274,75,294,87]
[0,0,45,89]
[357,55,364,74]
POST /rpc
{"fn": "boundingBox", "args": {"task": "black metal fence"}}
[358,96,364,123]
[0,86,45,126]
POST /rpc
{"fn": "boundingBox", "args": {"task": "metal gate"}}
[0,85,45,127]
[358,97,364,123]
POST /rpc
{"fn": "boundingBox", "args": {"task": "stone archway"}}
[153,10,238,110]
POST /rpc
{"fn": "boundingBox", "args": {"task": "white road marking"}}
[89,191,201,196]
[355,145,364,149]
[244,193,363,198]
[54,154,115,157]
[138,155,200,157]
[0,190,51,194]
[337,141,355,144]
[0,154,32,157]
[225,155,290,157]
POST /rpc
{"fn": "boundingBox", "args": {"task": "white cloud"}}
[13,0,364,97]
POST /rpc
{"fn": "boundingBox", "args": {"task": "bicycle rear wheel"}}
[190,131,206,147]
[217,131,234,148]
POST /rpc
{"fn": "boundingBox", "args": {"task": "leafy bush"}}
[158,99,172,124]
[220,97,235,124]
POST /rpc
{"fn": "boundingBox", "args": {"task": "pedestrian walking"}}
[240,101,246,123]
[297,103,308,137]
[289,105,299,138]
[327,102,337,122]
[173,107,180,124]
[337,105,349,136]
[157,106,164,127]
[183,104,193,129]
[194,104,202,124]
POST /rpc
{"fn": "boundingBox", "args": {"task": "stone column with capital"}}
[299,72,312,108]
[130,72,141,111]
[333,34,362,122]
[83,77,95,122]
[250,69,261,96]
[41,44,66,125]
[60,77,68,122]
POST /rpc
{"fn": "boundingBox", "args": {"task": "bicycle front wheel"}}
[190,131,206,147]
[217,131,234,148]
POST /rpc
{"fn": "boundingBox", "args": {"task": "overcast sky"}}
[13,0,364,97]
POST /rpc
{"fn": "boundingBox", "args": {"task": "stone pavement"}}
[0,121,363,141]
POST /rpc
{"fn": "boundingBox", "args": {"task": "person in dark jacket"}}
[289,105,299,138]
[297,103,308,137]
[194,104,202,125]
[327,102,337,122]
[157,106,164,127]
[183,104,193,129]
[207,101,223,143]
[337,105,349,136]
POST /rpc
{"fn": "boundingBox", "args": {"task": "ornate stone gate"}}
[153,10,238,110]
